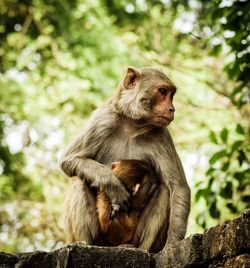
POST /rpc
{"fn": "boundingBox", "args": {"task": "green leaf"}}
[236,124,245,135]
[208,177,214,188]
[196,211,206,229]
[242,195,250,203]
[209,201,220,219]
[209,150,227,165]
[234,171,245,182]
[221,161,230,171]
[237,183,246,191]
[211,44,222,56]
[209,131,218,144]
[226,203,238,213]
[195,181,203,187]
[220,128,228,143]
[220,181,233,199]
[231,140,243,152]
[195,189,205,202]
[238,150,247,166]
[206,167,215,176]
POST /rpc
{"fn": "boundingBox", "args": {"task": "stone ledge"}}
[0,210,249,268]
[1,245,151,268]
[154,209,250,268]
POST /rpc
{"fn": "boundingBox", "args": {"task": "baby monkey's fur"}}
[96,160,152,246]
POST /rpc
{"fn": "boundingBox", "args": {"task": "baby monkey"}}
[96,159,157,246]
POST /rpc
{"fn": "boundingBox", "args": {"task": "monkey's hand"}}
[101,174,130,215]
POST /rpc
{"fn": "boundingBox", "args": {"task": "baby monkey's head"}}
[111,159,149,194]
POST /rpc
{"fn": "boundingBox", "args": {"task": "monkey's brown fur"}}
[62,67,190,253]
[96,160,149,246]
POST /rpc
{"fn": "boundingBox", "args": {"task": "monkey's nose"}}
[169,106,175,113]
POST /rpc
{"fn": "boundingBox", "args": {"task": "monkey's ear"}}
[123,67,140,89]
[111,161,121,170]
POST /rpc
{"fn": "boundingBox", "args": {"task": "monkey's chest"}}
[95,135,146,165]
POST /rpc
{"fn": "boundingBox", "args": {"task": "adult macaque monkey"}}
[61,67,190,253]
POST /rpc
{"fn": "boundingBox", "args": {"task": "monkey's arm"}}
[167,154,190,244]
[61,155,129,205]
[167,184,190,243]
[60,107,130,207]
[161,130,191,245]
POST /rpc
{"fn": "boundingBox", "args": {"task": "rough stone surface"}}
[68,244,151,268]
[224,254,250,268]
[153,234,204,268]
[16,251,55,268]
[0,245,150,268]
[203,209,250,260]
[154,209,250,268]
[0,210,249,268]
[0,252,18,268]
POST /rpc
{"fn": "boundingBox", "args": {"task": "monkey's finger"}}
[111,204,119,212]
[110,209,117,218]
[111,204,120,218]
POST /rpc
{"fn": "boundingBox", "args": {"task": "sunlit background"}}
[0,0,249,253]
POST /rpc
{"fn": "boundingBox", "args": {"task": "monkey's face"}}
[146,81,176,127]
[116,67,176,127]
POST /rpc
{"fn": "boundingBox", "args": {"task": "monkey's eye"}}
[158,87,168,95]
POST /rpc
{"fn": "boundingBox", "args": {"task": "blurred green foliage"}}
[0,0,249,252]
[179,0,250,228]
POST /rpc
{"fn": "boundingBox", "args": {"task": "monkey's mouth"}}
[157,115,173,122]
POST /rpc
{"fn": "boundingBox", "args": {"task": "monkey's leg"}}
[63,177,99,244]
[132,185,170,252]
